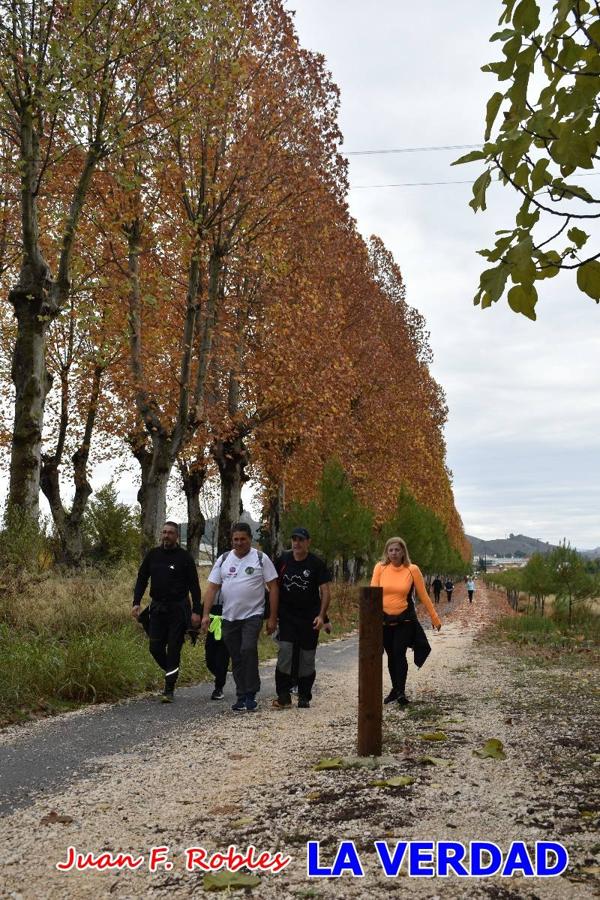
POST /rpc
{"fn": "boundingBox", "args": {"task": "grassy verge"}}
[0,567,359,727]
[488,599,600,650]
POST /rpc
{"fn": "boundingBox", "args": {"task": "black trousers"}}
[468,590,474,602]
[148,600,188,688]
[383,620,415,696]
[446,590,453,602]
[276,612,319,701]
[433,589,441,604]
[205,630,230,690]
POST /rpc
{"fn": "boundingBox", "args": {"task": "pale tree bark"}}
[213,436,249,557]
[40,363,104,565]
[178,458,207,562]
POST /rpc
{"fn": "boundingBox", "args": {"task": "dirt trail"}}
[0,583,598,899]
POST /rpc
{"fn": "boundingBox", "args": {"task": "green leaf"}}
[576,260,600,302]
[370,776,415,788]
[507,283,538,319]
[469,170,492,212]
[419,731,448,742]
[550,180,595,202]
[419,756,452,767]
[452,150,486,166]
[567,227,589,249]
[512,0,540,34]
[506,235,536,283]
[550,131,596,170]
[485,92,504,140]
[203,871,261,891]
[479,265,509,302]
[531,158,551,192]
[535,250,561,278]
[314,755,397,771]
[473,738,507,760]
[314,757,345,770]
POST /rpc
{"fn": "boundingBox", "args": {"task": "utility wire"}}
[349,172,600,190]
[345,143,483,156]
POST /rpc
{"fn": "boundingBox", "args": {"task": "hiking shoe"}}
[245,693,258,712]
[161,690,175,704]
[290,685,298,694]
[397,694,410,707]
[297,697,310,709]
[211,688,225,701]
[384,689,398,705]
[272,696,292,710]
[231,697,246,711]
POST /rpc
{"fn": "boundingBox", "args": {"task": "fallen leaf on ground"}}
[370,776,415,788]
[419,756,451,766]
[231,817,253,827]
[40,810,74,826]
[419,732,448,742]
[473,738,506,760]
[203,871,261,891]
[314,755,396,771]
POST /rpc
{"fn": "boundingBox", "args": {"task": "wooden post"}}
[358,585,383,756]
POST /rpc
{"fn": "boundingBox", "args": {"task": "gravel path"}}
[0,583,598,899]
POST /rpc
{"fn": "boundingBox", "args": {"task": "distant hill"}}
[581,547,600,559]
[466,534,558,558]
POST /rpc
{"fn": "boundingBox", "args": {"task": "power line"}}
[345,143,483,156]
[349,172,600,190]
[350,178,474,189]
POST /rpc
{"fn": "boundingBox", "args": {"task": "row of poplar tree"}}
[0,0,469,566]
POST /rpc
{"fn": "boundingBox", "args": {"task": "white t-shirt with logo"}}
[208,548,278,620]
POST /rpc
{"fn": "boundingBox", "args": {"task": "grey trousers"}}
[222,615,263,697]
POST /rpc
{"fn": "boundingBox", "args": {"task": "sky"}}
[285,0,600,549]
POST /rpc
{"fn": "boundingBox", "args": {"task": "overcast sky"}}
[287,0,600,549]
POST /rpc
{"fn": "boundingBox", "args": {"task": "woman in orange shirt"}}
[371,536,442,707]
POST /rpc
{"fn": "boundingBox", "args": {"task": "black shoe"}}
[384,689,398,705]
[211,688,225,701]
[161,689,174,704]
[297,697,310,709]
[397,694,410,707]
[231,697,246,711]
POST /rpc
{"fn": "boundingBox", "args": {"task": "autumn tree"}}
[0,0,168,520]
[455,0,600,317]
[106,0,347,550]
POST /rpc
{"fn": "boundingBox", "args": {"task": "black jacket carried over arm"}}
[133,545,202,613]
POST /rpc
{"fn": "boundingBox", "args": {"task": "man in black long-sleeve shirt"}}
[132,521,201,702]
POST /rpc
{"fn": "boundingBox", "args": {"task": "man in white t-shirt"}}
[201,522,278,711]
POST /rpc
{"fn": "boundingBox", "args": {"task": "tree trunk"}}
[265,479,285,560]
[213,437,248,556]
[133,439,172,554]
[179,460,207,562]
[8,294,53,519]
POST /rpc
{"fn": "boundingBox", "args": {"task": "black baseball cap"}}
[291,527,310,540]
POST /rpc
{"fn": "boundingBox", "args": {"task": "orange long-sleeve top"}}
[371,562,441,628]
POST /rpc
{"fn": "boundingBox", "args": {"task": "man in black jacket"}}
[132,521,202,702]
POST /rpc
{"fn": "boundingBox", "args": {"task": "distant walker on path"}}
[445,578,454,602]
[466,576,476,603]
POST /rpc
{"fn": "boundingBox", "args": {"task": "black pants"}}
[383,620,415,696]
[468,590,474,602]
[276,612,319,701]
[148,600,188,689]
[205,630,230,690]
[446,590,453,602]
[433,590,441,604]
